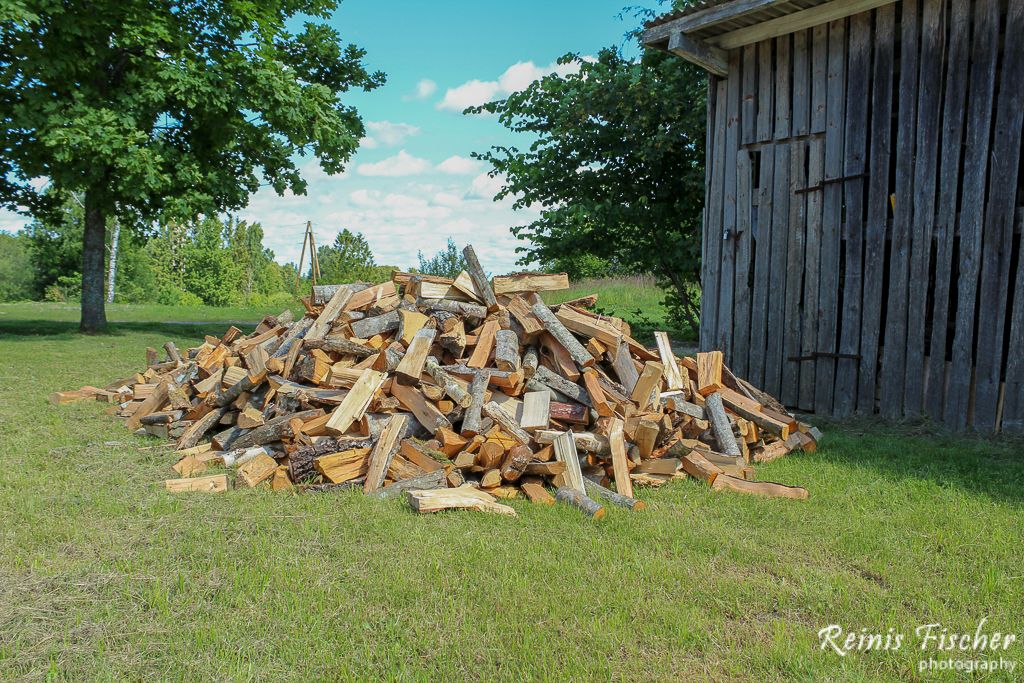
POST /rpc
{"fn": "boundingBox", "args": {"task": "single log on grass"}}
[584,479,644,511]
[710,474,809,500]
[555,486,605,519]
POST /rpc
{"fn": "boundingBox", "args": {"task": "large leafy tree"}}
[470,46,706,331]
[0,1,383,331]
[317,228,377,284]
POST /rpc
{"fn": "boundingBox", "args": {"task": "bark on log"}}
[214,371,266,407]
[584,479,645,511]
[534,365,592,407]
[522,346,539,379]
[483,401,532,445]
[494,329,521,372]
[530,302,595,368]
[303,338,377,358]
[421,298,487,323]
[555,487,605,519]
[461,371,489,436]
[228,409,323,451]
[705,392,741,456]
[368,469,446,499]
[425,356,472,408]
[462,244,498,311]
[350,310,400,338]
[176,406,229,450]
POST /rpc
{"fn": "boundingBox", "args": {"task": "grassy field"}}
[1,306,1022,681]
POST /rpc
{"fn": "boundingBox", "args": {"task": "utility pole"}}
[294,221,321,293]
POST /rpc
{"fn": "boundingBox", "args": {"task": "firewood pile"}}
[55,246,818,517]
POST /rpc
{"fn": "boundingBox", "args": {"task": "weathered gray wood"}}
[973,0,1024,431]
[494,329,521,372]
[642,0,789,44]
[732,149,753,378]
[712,0,899,50]
[461,245,498,311]
[705,392,741,457]
[832,10,871,417]
[530,302,594,368]
[363,414,408,493]
[810,23,828,133]
[667,30,728,76]
[460,370,488,437]
[814,18,847,416]
[791,29,810,136]
[755,41,773,142]
[270,318,314,359]
[584,479,644,511]
[349,310,400,339]
[533,365,592,407]
[748,142,774,389]
[421,298,487,322]
[702,77,728,352]
[715,49,741,361]
[303,338,376,358]
[555,486,605,519]
[923,0,970,421]
[900,0,944,418]
[856,4,896,416]
[311,283,369,306]
[740,44,757,146]
[163,341,182,365]
[945,0,999,429]
[764,35,791,398]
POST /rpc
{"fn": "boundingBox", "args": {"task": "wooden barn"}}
[644,0,1023,431]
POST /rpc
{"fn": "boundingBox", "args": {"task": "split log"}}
[520,482,555,504]
[396,328,436,384]
[483,401,532,445]
[424,357,472,408]
[500,444,532,482]
[654,331,684,390]
[704,392,741,457]
[237,453,279,488]
[369,469,446,499]
[552,430,585,494]
[555,487,605,519]
[391,382,452,433]
[363,414,409,493]
[349,310,400,339]
[530,302,594,368]
[306,285,353,341]
[519,391,550,431]
[493,272,569,294]
[214,370,266,407]
[584,479,644,511]
[462,244,498,311]
[461,371,489,437]
[607,417,633,498]
[325,369,386,435]
[165,474,228,493]
[176,406,229,450]
[406,485,516,516]
[710,474,809,500]
[494,329,521,372]
[533,365,591,407]
[303,338,377,358]
[522,346,539,378]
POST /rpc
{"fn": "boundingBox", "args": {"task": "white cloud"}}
[365,121,420,147]
[432,192,463,208]
[467,172,506,200]
[356,150,432,177]
[437,59,586,112]
[436,155,481,175]
[408,79,437,100]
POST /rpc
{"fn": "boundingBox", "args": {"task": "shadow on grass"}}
[0,319,251,340]
[811,415,1024,505]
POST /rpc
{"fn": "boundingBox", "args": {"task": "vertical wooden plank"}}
[975,0,1024,431]
[733,149,753,378]
[756,40,774,142]
[924,0,971,422]
[799,138,825,411]
[902,0,946,417]
[791,29,810,138]
[944,0,1000,429]
[815,18,847,416]
[857,4,896,415]
[833,11,873,417]
[879,0,920,420]
[741,44,757,146]
[764,36,791,398]
[717,51,742,360]
[799,25,829,412]
[810,24,828,134]
[748,144,775,389]
[700,78,728,352]
[782,34,810,408]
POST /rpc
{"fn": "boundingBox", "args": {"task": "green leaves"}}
[472,46,707,330]
[0,0,383,220]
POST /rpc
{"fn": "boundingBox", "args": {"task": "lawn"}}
[1,306,1022,681]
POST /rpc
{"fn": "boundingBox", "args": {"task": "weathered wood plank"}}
[944,0,999,429]
[732,149,753,378]
[856,3,896,416]
[814,18,847,416]
[702,77,728,351]
[923,0,970,422]
[832,10,872,417]
[974,0,1024,431]
[740,43,757,146]
[715,49,741,360]
[791,29,810,137]
[755,40,774,142]
[748,143,774,388]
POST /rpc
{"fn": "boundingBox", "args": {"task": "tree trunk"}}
[106,217,120,304]
[80,191,108,333]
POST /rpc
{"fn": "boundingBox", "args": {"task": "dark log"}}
[177,406,229,450]
[303,338,377,358]
[226,408,323,451]
[214,371,267,407]
[368,469,446,499]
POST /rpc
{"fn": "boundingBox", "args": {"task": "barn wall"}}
[701,0,1024,430]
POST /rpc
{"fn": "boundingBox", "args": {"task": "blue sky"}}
[0,0,661,273]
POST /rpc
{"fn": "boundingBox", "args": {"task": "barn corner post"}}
[643,0,1024,432]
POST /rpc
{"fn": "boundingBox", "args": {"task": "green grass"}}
[0,301,299,325]
[1,307,1023,681]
